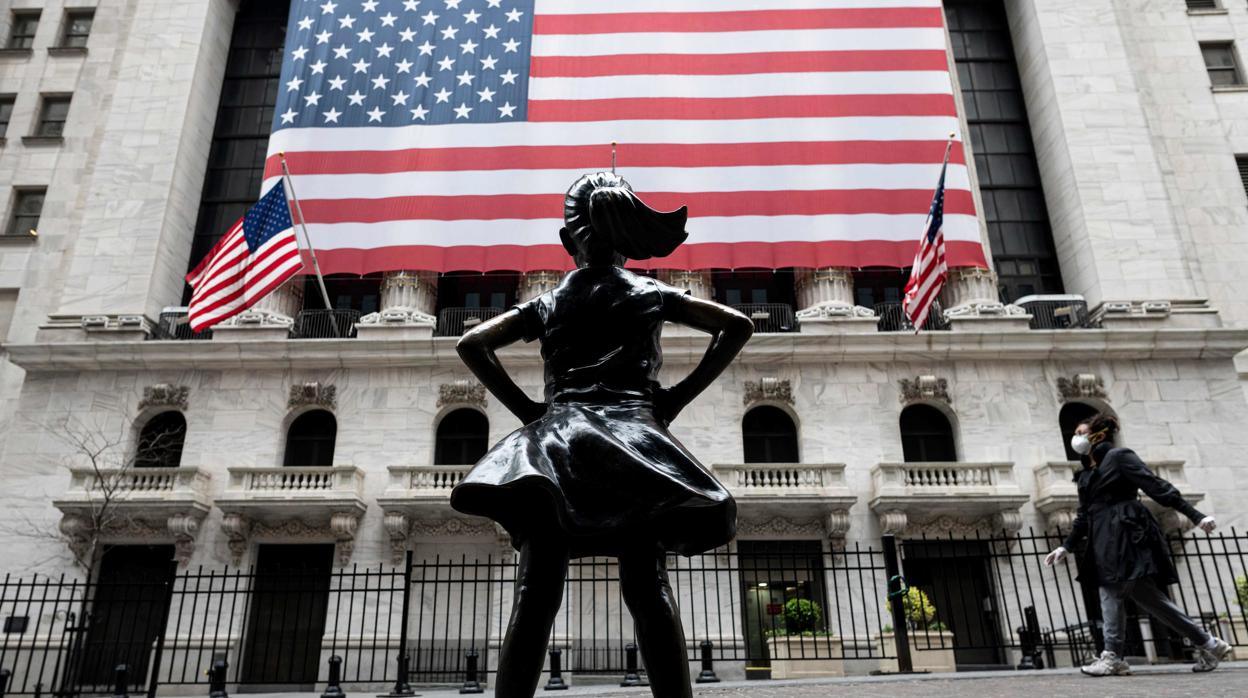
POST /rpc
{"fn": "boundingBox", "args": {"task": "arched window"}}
[900,405,956,462]
[1059,402,1099,461]
[284,410,337,467]
[742,406,799,463]
[435,409,489,465]
[135,411,187,468]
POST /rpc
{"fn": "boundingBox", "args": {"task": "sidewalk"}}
[385,662,1248,698]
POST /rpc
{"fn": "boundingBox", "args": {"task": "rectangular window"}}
[0,95,15,139]
[35,95,70,137]
[6,189,46,237]
[6,11,39,49]
[1186,0,1220,10]
[1202,42,1244,87]
[60,9,94,48]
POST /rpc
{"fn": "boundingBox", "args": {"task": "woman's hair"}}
[561,172,688,264]
[1080,412,1120,445]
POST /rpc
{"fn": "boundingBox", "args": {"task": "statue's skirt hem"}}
[449,400,736,558]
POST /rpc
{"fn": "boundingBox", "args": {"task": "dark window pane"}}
[900,405,956,463]
[743,406,799,464]
[7,12,39,49]
[37,96,70,137]
[136,412,188,468]
[0,95,13,134]
[62,10,93,47]
[7,189,45,237]
[434,409,489,465]
[284,410,336,466]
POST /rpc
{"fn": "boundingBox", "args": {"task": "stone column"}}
[793,268,876,334]
[356,270,438,339]
[941,268,1031,332]
[518,271,563,302]
[657,270,714,300]
[211,279,303,341]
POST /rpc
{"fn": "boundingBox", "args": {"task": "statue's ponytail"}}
[563,173,687,261]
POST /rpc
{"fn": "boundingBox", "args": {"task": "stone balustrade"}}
[231,466,362,495]
[712,463,856,542]
[713,463,846,498]
[387,465,472,496]
[53,466,213,565]
[378,465,496,563]
[1033,461,1081,531]
[870,461,1028,535]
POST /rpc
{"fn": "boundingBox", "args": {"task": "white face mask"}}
[1071,434,1092,456]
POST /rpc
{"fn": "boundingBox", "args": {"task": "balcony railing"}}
[870,461,1029,532]
[154,307,212,340]
[1014,295,1098,330]
[437,306,506,337]
[713,463,846,498]
[384,465,472,498]
[874,301,950,332]
[295,309,361,339]
[57,466,212,504]
[730,303,798,333]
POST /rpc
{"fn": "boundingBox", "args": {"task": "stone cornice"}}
[6,327,1248,373]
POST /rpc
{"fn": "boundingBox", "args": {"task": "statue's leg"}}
[619,548,692,698]
[495,537,569,698]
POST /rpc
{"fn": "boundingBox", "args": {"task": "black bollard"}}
[386,651,414,697]
[0,668,11,698]
[459,649,483,695]
[695,640,720,683]
[619,643,643,687]
[1016,606,1045,671]
[543,647,568,691]
[208,658,228,698]
[321,655,346,698]
[112,664,129,698]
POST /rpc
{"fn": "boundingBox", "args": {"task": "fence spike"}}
[321,655,346,698]
[458,649,483,694]
[619,643,643,687]
[543,647,568,691]
[695,640,720,683]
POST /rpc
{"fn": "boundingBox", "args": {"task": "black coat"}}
[1062,445,1204,586]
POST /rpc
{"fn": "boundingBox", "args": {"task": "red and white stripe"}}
[185,216,303,332]
[265,0,985,275]
[901,218,947,332]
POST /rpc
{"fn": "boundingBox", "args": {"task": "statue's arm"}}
[456,309,546,424]
[658,295,753,424]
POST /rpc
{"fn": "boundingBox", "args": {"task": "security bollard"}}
[388,651,414,697]
[1016,606,1045,670]
[619,643,643,687]
[113,664,129,698]
[0,667,11,698]
[459,649,483,694]
[208,659,228,698]
[695,640,720,683]
[543,647,568,691]
[321,655,346,698]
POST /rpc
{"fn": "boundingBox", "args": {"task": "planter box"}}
[1219,616,1248,660]
[765,636,845,679]
[875,630,956,674]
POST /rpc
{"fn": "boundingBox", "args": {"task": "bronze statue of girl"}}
[450,173,753,697]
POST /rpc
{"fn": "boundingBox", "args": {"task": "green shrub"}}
[782,598,823,634]
[887,587,947,632]
[1236,575,1248,610]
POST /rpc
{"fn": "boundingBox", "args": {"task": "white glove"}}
[1199,516,1216,533]
[1044,547,1068,567]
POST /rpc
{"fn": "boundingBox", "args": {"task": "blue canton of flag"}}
[925,168,945,244]
[244,182,297,251]
[275,0,536,129]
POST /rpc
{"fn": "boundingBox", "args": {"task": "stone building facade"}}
[2,0,1248,681]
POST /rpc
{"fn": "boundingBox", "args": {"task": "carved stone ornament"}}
[1056,374,1108,402]
[743,377,794,406]
[223,513,361,566]
[60,511,205,567]
[878,511,1024,536]
[898,375,950,405]
[383,512,411,564]
[438,380,488,409]
[1044,509,1077,533]
[409,517,498,538]
[139,384,190,412]
[736,516,825,538]
[288,382,337,411]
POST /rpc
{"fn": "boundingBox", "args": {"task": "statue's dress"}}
[450,266,737,557]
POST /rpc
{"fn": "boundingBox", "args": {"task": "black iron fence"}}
[3,530,1248,693]
[435,307,506,337]
[294,309,361,339]
[730,303,799,334]
[875,301,951,332]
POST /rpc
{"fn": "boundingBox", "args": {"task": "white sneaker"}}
[1194,637,1232,673]
[1081,650,1132,677]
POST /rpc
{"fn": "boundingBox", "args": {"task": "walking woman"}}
[1045,413,1230,675]
[450,172,753,697]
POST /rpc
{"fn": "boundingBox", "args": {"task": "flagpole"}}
[278,152,341,338]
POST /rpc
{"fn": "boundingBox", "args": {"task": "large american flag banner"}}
[266,0,987,274]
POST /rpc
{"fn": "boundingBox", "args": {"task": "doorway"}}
[240,544,334,689]
[77,545,177,691]
[738,540,828,679]
[901,539,1006,670]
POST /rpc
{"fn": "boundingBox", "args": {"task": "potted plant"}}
[764,597,844,678]
[876,587,957,673]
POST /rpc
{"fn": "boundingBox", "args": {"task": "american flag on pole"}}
[901,158,948,332]
[185,181,303,331]
[265,0,987,274]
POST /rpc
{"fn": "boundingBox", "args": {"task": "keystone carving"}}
[898,375,950,404]
[289,382,337,411]
[1056,374,1107,402]
[743,378,794,406]
[438,380,488,409]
